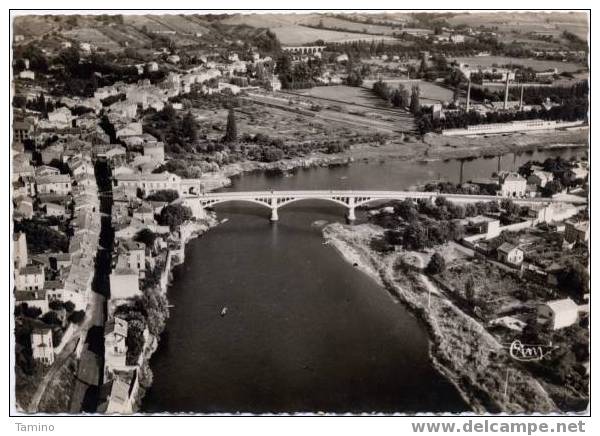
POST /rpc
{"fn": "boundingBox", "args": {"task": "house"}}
[497,243,524,267]
[36,174,72,196]
[109,268,141,299]
[41,144,65,164]
[132,204,155,223]
[564,220,589,245]
[104,317,129,379]
[537,298,579,330]
[97,370,138,414]
[13,232,28,269]
[47,107,73,128]
[499,172,527,197]
[116,240,146,275]
[15,290,49,313]
[143,142,165,163]
[41,202,67,218]
[31,328,54,365]
[14,196,34,219]
[467,215,500,239]
[15,265,45,291]
[35,165,61,177]
[527,170,554,188]
[13,119,35,143]
[147,61,159,72]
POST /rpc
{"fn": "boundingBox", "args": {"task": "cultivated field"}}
[219,13,397,45]
[447,11,588,40]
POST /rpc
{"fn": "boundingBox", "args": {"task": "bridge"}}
[182,190,587,222]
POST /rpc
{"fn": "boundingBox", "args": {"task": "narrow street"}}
[69,160,113,413]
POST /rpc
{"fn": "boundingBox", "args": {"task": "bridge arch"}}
[276,196,351,210]
[200,198,273,210]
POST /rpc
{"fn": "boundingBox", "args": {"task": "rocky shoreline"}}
[322,222,558,414]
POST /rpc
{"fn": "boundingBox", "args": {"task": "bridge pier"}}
[269,197,279,221]
[347,207,356,222]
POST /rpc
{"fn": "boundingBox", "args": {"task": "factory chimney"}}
[519,84,524,111]
[503,74,510,110]
[466,79,471,112]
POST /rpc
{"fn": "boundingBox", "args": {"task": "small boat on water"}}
[220,307,228,317]
[220,218,229,224]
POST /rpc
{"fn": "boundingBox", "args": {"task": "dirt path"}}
[27,334,79,413]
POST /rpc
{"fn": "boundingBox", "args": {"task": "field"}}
[280,86,415,132]
[452,56,585,73]
[293,85,392,108]
[219,13,397,45]
[446,11,588,40]
[363,79,454,105]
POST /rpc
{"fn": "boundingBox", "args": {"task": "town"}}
[11,11,588,415]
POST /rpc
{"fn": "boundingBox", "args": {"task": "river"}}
[141,147,585,414]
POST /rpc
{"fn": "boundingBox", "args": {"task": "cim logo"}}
[508,340,558,362]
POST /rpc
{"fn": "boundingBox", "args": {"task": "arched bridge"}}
[183,190,586,222]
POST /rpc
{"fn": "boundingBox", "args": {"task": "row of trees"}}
[372,80,420,113]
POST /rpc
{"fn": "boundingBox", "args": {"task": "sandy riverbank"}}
[323,222,558,414]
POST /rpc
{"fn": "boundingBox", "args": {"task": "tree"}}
[465,276,477,306]
[126,319,146,365]
[146,189,179,202]
[64,301,75,313]
[410,85,421,114]
[42,311,62,326]
[49,300,65,311]
[223,108,237,143]
[426,252,446,274]
[181,111,198,141]
[135,228,159,248]
[157,204,193,230]
[68,310,85,324]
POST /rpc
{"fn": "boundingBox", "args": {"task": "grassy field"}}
[363,79,454,105]
[452,56,585,73]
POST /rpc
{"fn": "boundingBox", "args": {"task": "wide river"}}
[142,147,585,413]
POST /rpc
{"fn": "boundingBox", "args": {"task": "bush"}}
[49,300,65,311]
[426,252,446,274]
[41,311,62,326]
[64,301,75,313]
[146,189,179,202]
[68,310,85,324]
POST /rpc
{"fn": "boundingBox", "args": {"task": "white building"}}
[36,174,72,196]
[15,265,45,291]
[13,232,28,269]
[499,172,527,197]
[31,328,54,365]
[104,317,129,379]
[538,298,579,330]
[109,269,140,300]
[497,243,524,267]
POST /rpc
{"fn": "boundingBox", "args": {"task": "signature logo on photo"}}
[507,340,558,362]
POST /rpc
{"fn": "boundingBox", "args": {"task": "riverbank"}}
[132,213,219,412]
[322,222,558,414]
[213,127,588,183]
